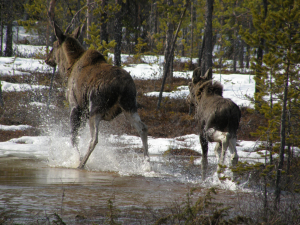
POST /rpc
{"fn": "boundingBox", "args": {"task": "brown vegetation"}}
[0,70,264,144]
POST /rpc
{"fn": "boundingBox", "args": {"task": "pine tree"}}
[0,0,25,56]
[21,0,85,47]
[241,0,300,208]
[214,0,257,72]
[84,22,116,64]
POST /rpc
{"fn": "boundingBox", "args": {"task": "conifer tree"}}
[214,0,256,72]
[241,0,300,208]
[21,0,85,46]
[0,0,25,56]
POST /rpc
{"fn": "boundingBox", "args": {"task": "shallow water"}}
[0,156,213,224]
[0,128,242,224]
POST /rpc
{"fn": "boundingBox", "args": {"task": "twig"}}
[47,67,56,110]
[65,2,97,34]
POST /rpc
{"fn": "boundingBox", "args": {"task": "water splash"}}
[23,119,244,190]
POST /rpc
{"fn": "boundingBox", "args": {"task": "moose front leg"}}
[228,137,238,166]
[78,114,101,169]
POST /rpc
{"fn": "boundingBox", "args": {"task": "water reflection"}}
[0,157,201,223]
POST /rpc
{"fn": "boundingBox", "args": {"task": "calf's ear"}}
[192,67,201,84]
[54,22,65,44]
[203,67,212,79]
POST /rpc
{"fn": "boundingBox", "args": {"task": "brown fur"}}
[188,67,241,179]
[194,80,223,102]
[45,24,148,169]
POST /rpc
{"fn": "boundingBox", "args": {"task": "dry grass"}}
[0,71,263,143]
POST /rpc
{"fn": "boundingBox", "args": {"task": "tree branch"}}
[157,0,189,110]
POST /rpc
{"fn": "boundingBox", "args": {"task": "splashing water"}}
[46,124,154,176]
[0,119,251,191]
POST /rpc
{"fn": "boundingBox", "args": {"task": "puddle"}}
[0,157,204,223]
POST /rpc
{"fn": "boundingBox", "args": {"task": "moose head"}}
[187,67,212,107]
[45,23,82,69]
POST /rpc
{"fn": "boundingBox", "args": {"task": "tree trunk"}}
[269,75,273,164]
[47,0,56,54]
[114,0,122,67]
[233,13,238,72]
[4,20,13,57]
[246,42,250,68]
[190,1,193,62]
[100,0,108,44]
[286,99,292,188]
[157,1,188,110]
[0,21,3,56]
[274,63,289,209]
[0,81,3,107]
[0,0,2,55]
[255,0,268,107]
[164,0,174,80]
[133,2,141,45]
[239,38,244,69]
[76,0,81,27]
[200,0,214,80]
[86,0,93,40]
[150,2,156,52]
[233,36,237,72]
[198,33,205,67]
[246,21,252,69]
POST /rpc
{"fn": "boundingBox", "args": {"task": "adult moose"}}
[45,23,148,169]
[187,67,241,179]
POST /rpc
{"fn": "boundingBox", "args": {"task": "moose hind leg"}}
[70,106,82,152]
[78,114,101,169]
[200,134,208,180]
[207,128,230,170]
[124,112,148,157]
[214,142,221,162]
[229,137,238,166]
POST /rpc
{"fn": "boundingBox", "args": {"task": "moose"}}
[45,23,148,169]
[187,67,241,179]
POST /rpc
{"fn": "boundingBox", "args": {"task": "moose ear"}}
[71,26,81,39]
[192,67,201,84]
[54,22,65,44]
[203,68,212,79]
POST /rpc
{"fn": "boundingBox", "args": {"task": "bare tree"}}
[0,0,4,56]
[100,0,108,43]
[4,0,12,57]
[114,0,123,66]
[255,0,268,106]
[157,0,189,110]
[86,0,93,40]
[0,81,3,107]
[199,0,214,80]
[274,63,290,209]
[164,0,174,80]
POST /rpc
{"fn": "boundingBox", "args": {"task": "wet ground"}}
[0,157,208,224]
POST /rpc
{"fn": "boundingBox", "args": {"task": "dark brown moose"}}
[187,68,241,179]
[45,24,148,169]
